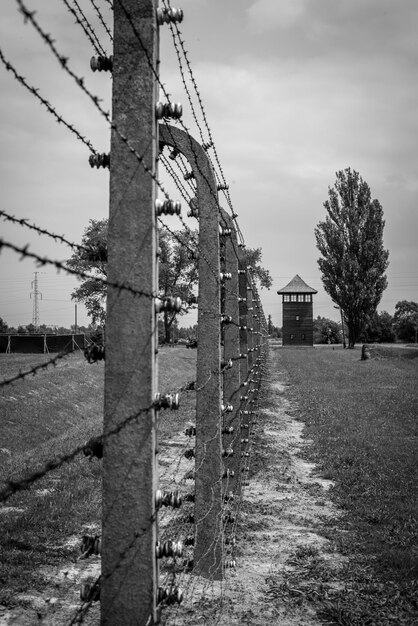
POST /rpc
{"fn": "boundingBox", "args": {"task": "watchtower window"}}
[283,294,290,302]
[295,315,300,321]
[297,294,304,302]
[291,294,297,302]
[304,294,312,302]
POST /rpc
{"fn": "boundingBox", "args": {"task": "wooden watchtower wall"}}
[277,274,318,346]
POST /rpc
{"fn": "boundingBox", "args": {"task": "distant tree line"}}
[0,320,94,336]
[2,303,416,345]
[312,301,418,345]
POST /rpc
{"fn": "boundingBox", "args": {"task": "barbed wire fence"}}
[0,1,270,624]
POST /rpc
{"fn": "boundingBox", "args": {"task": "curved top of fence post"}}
[159,123,218,209]
[219,206,234,232]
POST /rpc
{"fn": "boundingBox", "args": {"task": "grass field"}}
[277,344,418,623]
[1,344,417,623]
[0,347,197,608]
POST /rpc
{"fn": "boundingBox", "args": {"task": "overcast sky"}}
[0,0,417,331]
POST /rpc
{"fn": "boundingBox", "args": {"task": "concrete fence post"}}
[102,1,159,623]
[159,124,223,579]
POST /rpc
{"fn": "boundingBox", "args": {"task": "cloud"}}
[247,0,306,32]
[180,51,417,191]
[1,0,417,328]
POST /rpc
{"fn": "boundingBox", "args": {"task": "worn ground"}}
[1,345,349,625]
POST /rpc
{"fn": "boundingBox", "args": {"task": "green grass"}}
[0,346,197,606]
[3,344,417,622]
[276,344,418,623]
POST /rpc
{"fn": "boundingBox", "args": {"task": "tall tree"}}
[315,168,389,348]
[267,314,273,334]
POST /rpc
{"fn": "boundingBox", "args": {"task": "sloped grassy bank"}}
[0,347,196,609]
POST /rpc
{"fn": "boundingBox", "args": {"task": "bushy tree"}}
[313,316,341,344]
[360,311,395,343]
[393,300,418,343]
[67,219,108,326]
[67,219,199,336]
[158,228,198,343]
[0,317,8,333]
[245,247,273,290]
[315,168,389,348]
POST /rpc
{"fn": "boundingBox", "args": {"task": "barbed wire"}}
[13,0,174,205]
[161,16,233,239]
[162,0,244,245]
[160,153,194,205]
[67,521,152,625]
[10,0,244,283]
[159,129,244,274]
[1,5,269,620]
[0,209,91,254]
[158,218,198,257]
[1,344,266,619]
[159,125,198,198]
[67,579,100,626]
[160,149,196,200]
[66,372,242,623]
[159,349,268,624]
[0,207,228,301]
[0,210,240,326]
[112,0,232,230]
[0,400,154,503]
[0,47,97,154]
[89,0,113,42]
[0,237,156,299]
[157,218,240,306]
[61,0,107,56]
[0,346,74,389]
[0,440,88,503]
[11,0,247,279]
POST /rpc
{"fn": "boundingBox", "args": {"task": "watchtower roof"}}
[277,274,318,294]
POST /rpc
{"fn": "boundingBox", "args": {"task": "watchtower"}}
[277,274,317,346]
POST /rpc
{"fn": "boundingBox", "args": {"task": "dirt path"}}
[163,355,347,625]
[213,371,346,624]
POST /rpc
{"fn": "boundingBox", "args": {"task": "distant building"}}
[277,274,318,346]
